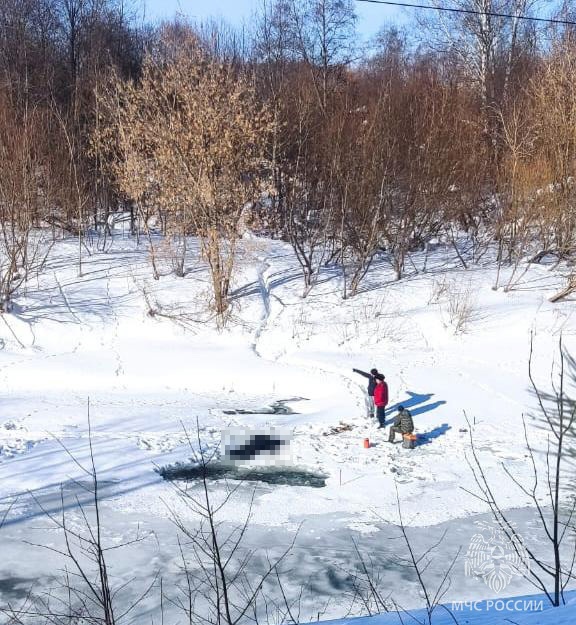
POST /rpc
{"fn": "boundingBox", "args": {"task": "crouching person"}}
[388,405,414,443]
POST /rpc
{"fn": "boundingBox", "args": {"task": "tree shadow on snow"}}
[230,266,341,303]
[229,268,303,303]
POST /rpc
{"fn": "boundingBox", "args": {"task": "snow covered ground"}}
[1,232,575,622]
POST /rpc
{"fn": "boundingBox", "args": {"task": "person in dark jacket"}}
[388,405,414,442]
[352,367,379,417]
[373,374,388,427]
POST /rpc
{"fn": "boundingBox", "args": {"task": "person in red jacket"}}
[373,374,388,428]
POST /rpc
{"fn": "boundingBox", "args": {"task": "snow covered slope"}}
[1,236,573,527]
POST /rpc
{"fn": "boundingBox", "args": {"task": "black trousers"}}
[376,406,386,427]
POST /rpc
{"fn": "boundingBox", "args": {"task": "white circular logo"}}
[464,521,530,594]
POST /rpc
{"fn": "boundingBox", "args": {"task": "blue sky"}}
[140,0,409,42]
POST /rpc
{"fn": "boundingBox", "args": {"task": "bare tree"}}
[274,70,340,296]
[0,94,52,312]
[340,490,460,623]
[465,336,576,606]
[95,29,274,315]
[286,0,357,111]
[3,403,154,625]
[529,40,576,300]
[420,0,540,169]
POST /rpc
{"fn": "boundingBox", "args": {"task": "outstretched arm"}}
[352,368,370,379]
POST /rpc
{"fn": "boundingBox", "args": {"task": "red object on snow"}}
[363,438,370,449]
[374,381,388,406]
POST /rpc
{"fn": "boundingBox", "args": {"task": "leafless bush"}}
[95,30,274,316]
[164,422,300,625]
[428,276,450,305]
[345,537,393,616]
[429,277,477,334]
[550,273,576,303]
[392,489,461,625]
[290,303,313,342]
[465,336,576,607]
[0,96,53,312]
[335,297,403,347]
[133,272,219,331]
[342,491,460,624]
[3,404,154,625]
[446,281,477,334]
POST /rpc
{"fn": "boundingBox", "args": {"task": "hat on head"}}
[370,368,378,375]
[398,405,404,411]
[376,373,385,381]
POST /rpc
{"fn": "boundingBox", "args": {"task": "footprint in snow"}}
[137,436,179,452]
[0,439,37,458]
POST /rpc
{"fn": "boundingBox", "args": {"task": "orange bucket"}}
[402,433,417,449]
[363,438,370,449]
